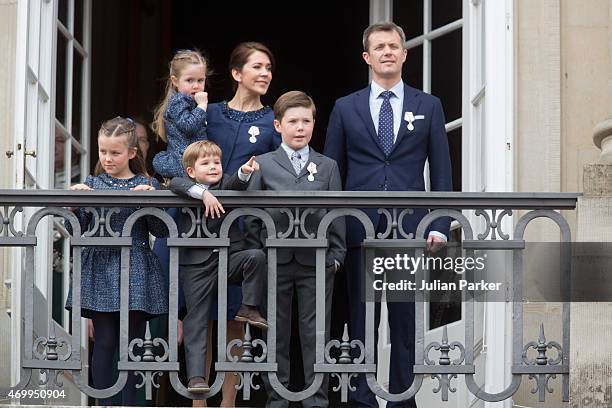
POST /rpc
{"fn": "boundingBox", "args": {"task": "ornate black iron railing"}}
[0,190,578,404]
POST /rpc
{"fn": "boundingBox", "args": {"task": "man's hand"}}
[131,184,155,191]
[203,190,224,218]
[240,156,259,175]
[194,91,208,110]
[70,183,92,191]
[426,235,446,253]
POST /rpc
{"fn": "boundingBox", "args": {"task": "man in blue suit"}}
[324,21,452,407]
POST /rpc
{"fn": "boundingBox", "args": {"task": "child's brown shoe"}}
[187,376,210,393]
[235,304,269,330]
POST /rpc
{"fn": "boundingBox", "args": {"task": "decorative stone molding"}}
[593,117,612,164]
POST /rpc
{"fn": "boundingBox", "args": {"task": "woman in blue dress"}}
[200,42,281,407]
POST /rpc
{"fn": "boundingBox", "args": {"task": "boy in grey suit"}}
[246,91,346,408]
[169,140,268,393]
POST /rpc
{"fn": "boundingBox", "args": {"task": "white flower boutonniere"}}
[306,162,318,182]
[248,126,260,143]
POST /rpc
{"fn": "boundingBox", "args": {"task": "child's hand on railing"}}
[131,184,156,191]
[68,184,92,211]
[70,183,92,191]
[202,190,225,219]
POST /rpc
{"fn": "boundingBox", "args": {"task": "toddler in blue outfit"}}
[152,49,209,178]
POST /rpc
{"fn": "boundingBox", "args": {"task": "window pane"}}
[403,44,423,90]
[72,52,83,142]
[52,227,69,327]
[54,129,67,188]
[447,127,462,191]
[432,0,462,30]
[27,0,40,71]
[431,29,462,122]
[58,0,68,27]
[71,145,82,184]
[75,0,84,44]
[394,0,423,41]
[55,32,67,125]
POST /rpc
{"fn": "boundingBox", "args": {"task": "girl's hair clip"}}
[101,116,136,135]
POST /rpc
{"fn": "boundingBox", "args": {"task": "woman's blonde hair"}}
[152,49,208,142]
[94,116,148,177]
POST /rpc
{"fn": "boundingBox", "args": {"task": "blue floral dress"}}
[65,173,169,318]
[153,92,208,178]
[207,101,281,174]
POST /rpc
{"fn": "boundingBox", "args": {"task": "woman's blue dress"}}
[206,101,281,318]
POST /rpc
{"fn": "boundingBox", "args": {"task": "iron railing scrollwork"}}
[0,190,578,404]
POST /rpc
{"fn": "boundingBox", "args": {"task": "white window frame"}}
[54,0,91,190]
[12,2,91,399]
[53,0,92,332]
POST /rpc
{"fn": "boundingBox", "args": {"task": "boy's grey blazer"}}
[169,174,248,265]
[245,146,346,267]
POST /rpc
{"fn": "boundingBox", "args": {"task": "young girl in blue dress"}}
[152,49,209,178]
[66,116,168,406]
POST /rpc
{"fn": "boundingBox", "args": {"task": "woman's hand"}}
[131,184,156,191]
[240,156,260,175]
[203,190,225,218]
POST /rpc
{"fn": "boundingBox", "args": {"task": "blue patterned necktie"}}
[291,151,302,175]
[378,90,395,156]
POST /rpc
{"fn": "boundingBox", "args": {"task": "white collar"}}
[370,79,404,99]
[280,143,310,159]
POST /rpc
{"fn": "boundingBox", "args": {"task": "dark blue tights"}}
[91,311,145,406]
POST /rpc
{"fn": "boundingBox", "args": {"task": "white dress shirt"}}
[187,168,251,199]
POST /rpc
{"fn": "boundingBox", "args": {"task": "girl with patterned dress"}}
[65,117,168,406]
[150,49,214,362]
[152,49,210,179]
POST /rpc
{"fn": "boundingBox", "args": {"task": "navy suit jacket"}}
[324,82,452,247]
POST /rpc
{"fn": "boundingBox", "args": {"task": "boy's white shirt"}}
[186,168,251,199]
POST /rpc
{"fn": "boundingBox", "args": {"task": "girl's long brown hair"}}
[152,49,208,142]
[94,117,149,178]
